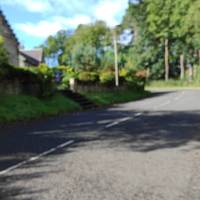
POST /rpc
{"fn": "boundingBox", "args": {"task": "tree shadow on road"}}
[98,110,200,152]
[0,90,199,199]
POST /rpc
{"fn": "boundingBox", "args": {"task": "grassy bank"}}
[82,89,150,106]
[146,80,200,89]
[0,89,150,123]
[0,94,81,123]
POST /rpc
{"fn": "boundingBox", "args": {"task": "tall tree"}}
[146,0,176,80]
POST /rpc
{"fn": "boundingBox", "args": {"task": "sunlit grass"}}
[146,80,200,89]
[0,94,81,123]
[82,89,150,106]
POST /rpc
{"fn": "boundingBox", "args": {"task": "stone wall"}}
[70,79,131,93]
[0,79,41,96]
[0,79,21,95]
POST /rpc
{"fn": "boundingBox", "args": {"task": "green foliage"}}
[0,35,8,65]
[43,30,69,65]
[41,0,200,83]
[60,66,77,89]
[119,68,129,78]
[147,79,200,88]
[38,63,51,76]
[71,44,99,71]
[100,50,114,70]
[0,94,81,123]
[121,0,200,80]
[194,65,200,81]
[43,21,111,71]
[99,70,115,84]
[78,71,98,82]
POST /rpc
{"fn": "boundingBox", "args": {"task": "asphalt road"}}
[1,89,200,200]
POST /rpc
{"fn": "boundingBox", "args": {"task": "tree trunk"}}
[180,54,184,80]
[165,39,169,81]
[188,65,193,82]
[198,50,200,65]
[113,31,119,87]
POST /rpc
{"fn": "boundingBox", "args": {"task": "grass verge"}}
[82,89,150,106]
[0,94,81,123]
[146,80,200,89]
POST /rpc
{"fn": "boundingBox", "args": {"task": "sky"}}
[0,0,129,49]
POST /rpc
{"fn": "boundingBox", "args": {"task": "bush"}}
[55,66,78,89]
[119,68,129,78]
[99,70,115,85]
[78,71,98,82]
[123,69,146,90]
[0,36,8,65]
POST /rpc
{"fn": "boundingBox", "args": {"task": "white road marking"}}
[105,117,132,128]
[69,122,94,126]
[97,119,113,124]
[0,140,74,176]
[135,113,142,117]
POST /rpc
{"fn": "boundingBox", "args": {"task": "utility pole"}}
[113,30,119,87]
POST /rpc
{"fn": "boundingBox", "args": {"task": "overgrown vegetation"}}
[0,35,8,65]
[0,94,81,123]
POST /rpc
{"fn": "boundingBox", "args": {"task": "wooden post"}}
[193,64,197,80]
[69,78,76,92]
[180,54,184,80]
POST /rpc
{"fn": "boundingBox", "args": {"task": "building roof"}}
[20,48,43,63]
[0,9,19,45]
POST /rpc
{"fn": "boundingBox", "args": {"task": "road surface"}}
[1,90,200,200]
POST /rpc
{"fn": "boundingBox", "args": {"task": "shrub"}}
[119,68,129,78]
[121,69,145,90]
[55,66,78,89]
[99,70,115,85]
[0,35,8,65]
[78,71,98,82]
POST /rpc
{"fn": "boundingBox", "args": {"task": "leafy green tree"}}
[62,21,112,72]
[145,0,177,80]
[71,43,99,71]
[122,0,196,80]
[184,0,200,49]
[43,30,69,65]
